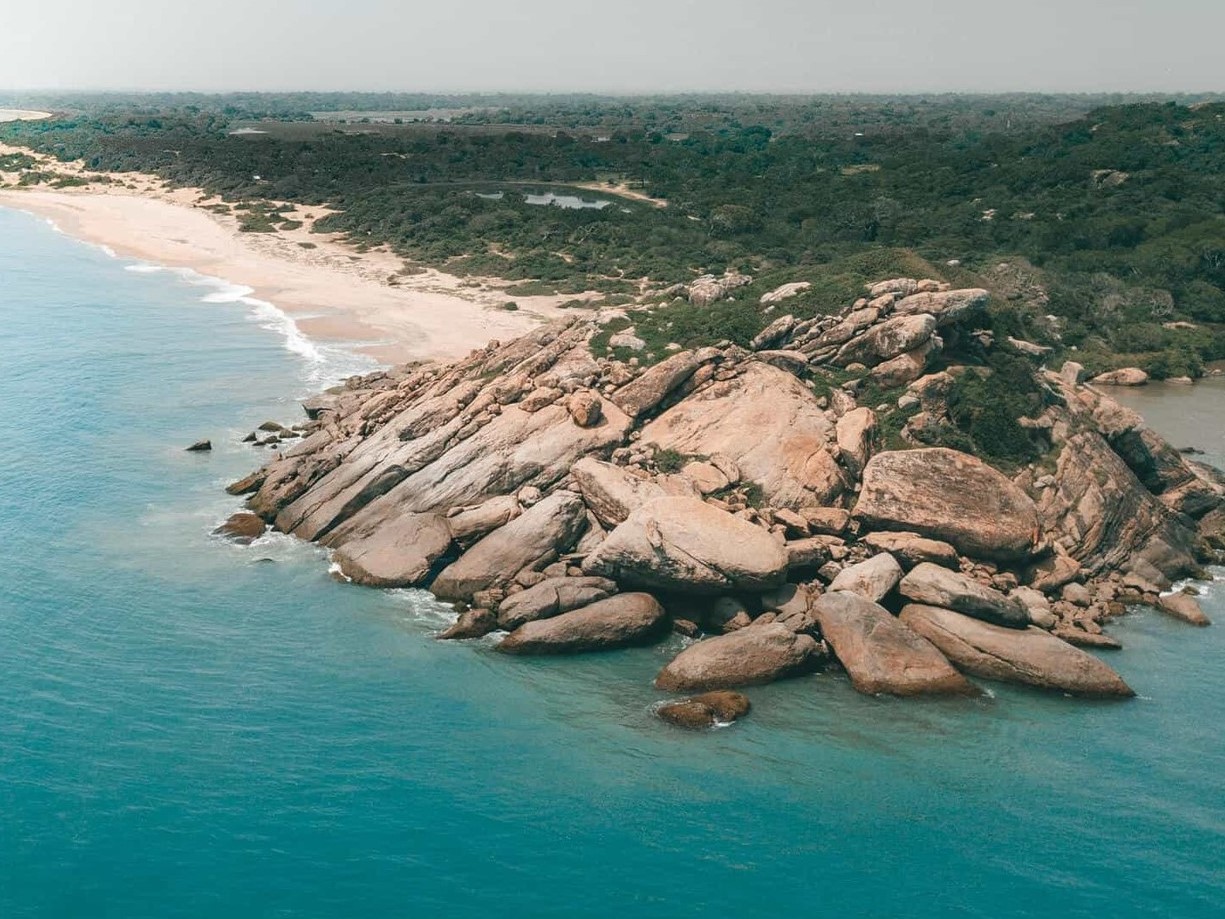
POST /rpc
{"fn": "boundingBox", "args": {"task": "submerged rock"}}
[185,439,212,452]
[213,511,266,545]
[899,604,1134,697]
[656,691,751,729]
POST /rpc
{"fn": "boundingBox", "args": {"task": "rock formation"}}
[224,277,1222,716]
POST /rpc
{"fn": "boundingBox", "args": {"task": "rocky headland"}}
[222,277,1225,723]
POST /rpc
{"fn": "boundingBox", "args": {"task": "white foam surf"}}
[121,260,379,387]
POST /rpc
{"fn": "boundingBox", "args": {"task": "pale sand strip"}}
[0,145,589,364]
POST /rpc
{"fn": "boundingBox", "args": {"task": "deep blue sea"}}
[2,206,1223,918]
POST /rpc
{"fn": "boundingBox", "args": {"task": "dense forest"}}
[3,93,1224,377]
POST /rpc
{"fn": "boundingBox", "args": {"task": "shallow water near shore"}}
[2,206,1224,918]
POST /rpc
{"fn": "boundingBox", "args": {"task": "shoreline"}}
[0,148,590,365]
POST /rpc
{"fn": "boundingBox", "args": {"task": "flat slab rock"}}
[496,576,619,630]
[899,604,1135,698]
[496,592,668,655]
[814,592,976,696]
[655,622,819,692]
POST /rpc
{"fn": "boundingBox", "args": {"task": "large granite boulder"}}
[584,496,789,593]
[854,448,1040,561]
[898,563,1029,628]
[331,512,454,587]
[570,457,698,528]
[432,491,588,601]
[891,288,989,326]
[640,363,847,509]
[899,604,1135,697]
[835,314,937,367]
[860,531,959,570]
[609,348,720,420]
[655,622,819,691]
[497,592,668,655]
[826,553,904,603]
[812,592,976,696]
[496,576,619,630]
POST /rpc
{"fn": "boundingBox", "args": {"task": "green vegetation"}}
[4,92,1224,371]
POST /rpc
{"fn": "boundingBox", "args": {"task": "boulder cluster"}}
[223,277,1224,726]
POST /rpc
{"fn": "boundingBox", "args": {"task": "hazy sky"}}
[2,0,1222,94]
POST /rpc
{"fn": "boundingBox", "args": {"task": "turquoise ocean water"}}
[1,206,1223,918]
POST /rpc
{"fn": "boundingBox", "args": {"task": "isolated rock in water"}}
[570,457,697,528]
[656,691,751,729]
[835,314,937,368]
[496,592,667,655]
[812,592,976,696]
[899,604,1135,697]
[186,439,212,452]
[1091,368,1149,386]
[655,622,819,691]
[584,496,789,594]
[213,511,266,545]
[760,282,811,306]
[898,563,1029,628]
[437,607,498,641]
[432,491,587,601]
[854,448,1040,561]
[891,288,990,326]
[332,512,453,587]
[641,362,847,509]
[826,553,903,603]
[1157,592,1211,626]
[496,576,619,630]
[860,532,959,570]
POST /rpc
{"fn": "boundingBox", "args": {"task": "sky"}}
[1,0,1222,94]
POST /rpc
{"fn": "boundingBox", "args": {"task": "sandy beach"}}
[0,143,581,365]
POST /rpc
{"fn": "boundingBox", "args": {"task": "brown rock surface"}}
[657,691,752,729]
[854,448,1040,561]
[900,604,1134,697]
[432,492,588,601]
[584,496,789,594]
[898,563,1029,628]
[812,591,976,696]
[496,576,619,630]
[641,362,847,509]
[213,512,267,545]
[496,592,668,655]
[332,512,453,588]
[826,553,903,603]
[655,622,819,691]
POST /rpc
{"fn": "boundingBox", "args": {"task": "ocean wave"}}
[121,261,378,387]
